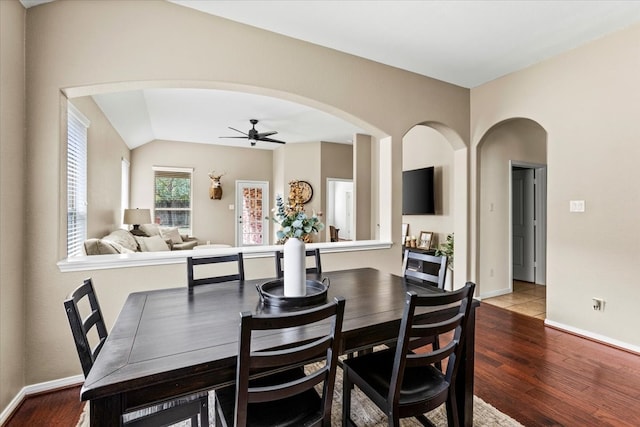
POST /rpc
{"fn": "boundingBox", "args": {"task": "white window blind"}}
[153,167,193,234]
[67,104,89,257]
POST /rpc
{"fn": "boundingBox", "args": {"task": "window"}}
[67,104,90,257]
[153,167,193,234]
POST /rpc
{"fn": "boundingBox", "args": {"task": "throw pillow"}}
[135,235,170,252]
[160,227,184,244]
[139,223,161,237]
[103,229,139,252]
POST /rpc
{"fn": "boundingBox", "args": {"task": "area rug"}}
[77,367,524,426]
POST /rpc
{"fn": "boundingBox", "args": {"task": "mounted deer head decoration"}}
[208,171,225,200]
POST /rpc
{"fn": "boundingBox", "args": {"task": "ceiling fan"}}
[220,119,286,146]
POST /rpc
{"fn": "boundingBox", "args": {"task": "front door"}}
[235,181,269,246]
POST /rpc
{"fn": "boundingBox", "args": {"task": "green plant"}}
[435,233,454,269]
[272,194,324,242]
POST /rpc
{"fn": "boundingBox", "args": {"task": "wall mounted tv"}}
[402,166,435,215]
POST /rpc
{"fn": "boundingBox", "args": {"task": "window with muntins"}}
[67,104,89,257]
[153,167,193,234]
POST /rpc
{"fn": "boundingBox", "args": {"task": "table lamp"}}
[123,208,151,236]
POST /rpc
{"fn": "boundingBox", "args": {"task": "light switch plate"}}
[570,200,585,212]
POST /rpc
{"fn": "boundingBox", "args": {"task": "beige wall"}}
[131,140,273,245]
[4,0,639,417]
[15,0,469,404]
[402,125,455,248]
[0,0,26,413]
[69,97,130,238]
[477,119,546,295]
[471,23,640,346]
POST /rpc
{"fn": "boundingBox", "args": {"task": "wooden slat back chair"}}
[342,282,476,427]
[64,278,209,427]
[274,248,322,279]
[187,253,245,289]
[215,297,346,427]
[402,249,448,289]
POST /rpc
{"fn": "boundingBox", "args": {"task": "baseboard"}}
[478,287,512,300]
[0,375,83,425]
[544,319,640,355]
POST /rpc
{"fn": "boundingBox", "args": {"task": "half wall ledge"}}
[57,240,393,273]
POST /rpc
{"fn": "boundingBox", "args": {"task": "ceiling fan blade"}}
[228,127,248,136]
[258,137,286,144]
[256,131,277,138]
[219,136,249,139]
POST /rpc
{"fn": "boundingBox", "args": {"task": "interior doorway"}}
[511,162,547,285]
[326,178,354,241]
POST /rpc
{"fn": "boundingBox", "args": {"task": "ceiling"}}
[23,0,640,149]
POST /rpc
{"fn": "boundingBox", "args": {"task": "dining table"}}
[81,267,479,426]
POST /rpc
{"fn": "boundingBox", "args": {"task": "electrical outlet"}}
[592,297,604,311]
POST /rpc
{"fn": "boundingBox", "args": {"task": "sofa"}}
[83,224,198,255]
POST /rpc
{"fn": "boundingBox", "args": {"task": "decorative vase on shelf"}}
[283,237,306,297]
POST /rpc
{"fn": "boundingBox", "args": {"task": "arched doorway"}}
[476,118,547,318]
[402,122,467,290]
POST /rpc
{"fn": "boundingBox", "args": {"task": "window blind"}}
[67,105,89,257]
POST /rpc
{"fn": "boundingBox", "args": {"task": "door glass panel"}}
[237,182,269,246]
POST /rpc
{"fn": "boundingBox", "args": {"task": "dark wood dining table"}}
[81,267,478,426]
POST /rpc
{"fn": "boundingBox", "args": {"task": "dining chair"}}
[402,249,449,355]
[342,282,476,427]
[274,248,322,279]
[187,253,245,289]
[64,278,209,426]
[402,249,448,289]
[214,296,346,427]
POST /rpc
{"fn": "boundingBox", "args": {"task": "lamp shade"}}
[123,208,151,225]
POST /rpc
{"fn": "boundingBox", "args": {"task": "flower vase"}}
[283,237,306,297]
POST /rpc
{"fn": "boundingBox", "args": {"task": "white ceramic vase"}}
[283,237,306,297]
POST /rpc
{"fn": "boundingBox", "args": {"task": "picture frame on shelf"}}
[418,231,433,249]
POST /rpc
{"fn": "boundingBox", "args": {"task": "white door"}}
[512,168,535,282]
[235,181,269,246]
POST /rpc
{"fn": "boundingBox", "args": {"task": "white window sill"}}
[57,240,393,272]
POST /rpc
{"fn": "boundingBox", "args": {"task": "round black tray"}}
[256,277,330,308]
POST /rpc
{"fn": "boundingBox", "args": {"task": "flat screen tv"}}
[402,166,435,215]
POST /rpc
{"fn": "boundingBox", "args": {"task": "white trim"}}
[57,240,393,272]
[544,319,640,355]
[151,165,194,173]
[0,375,84,425]
[67,102,90,127]
[478,287,513,300]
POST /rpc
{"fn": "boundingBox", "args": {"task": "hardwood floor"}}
[4,303,639,426]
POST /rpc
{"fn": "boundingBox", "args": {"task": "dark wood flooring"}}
[4,303,639,426]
